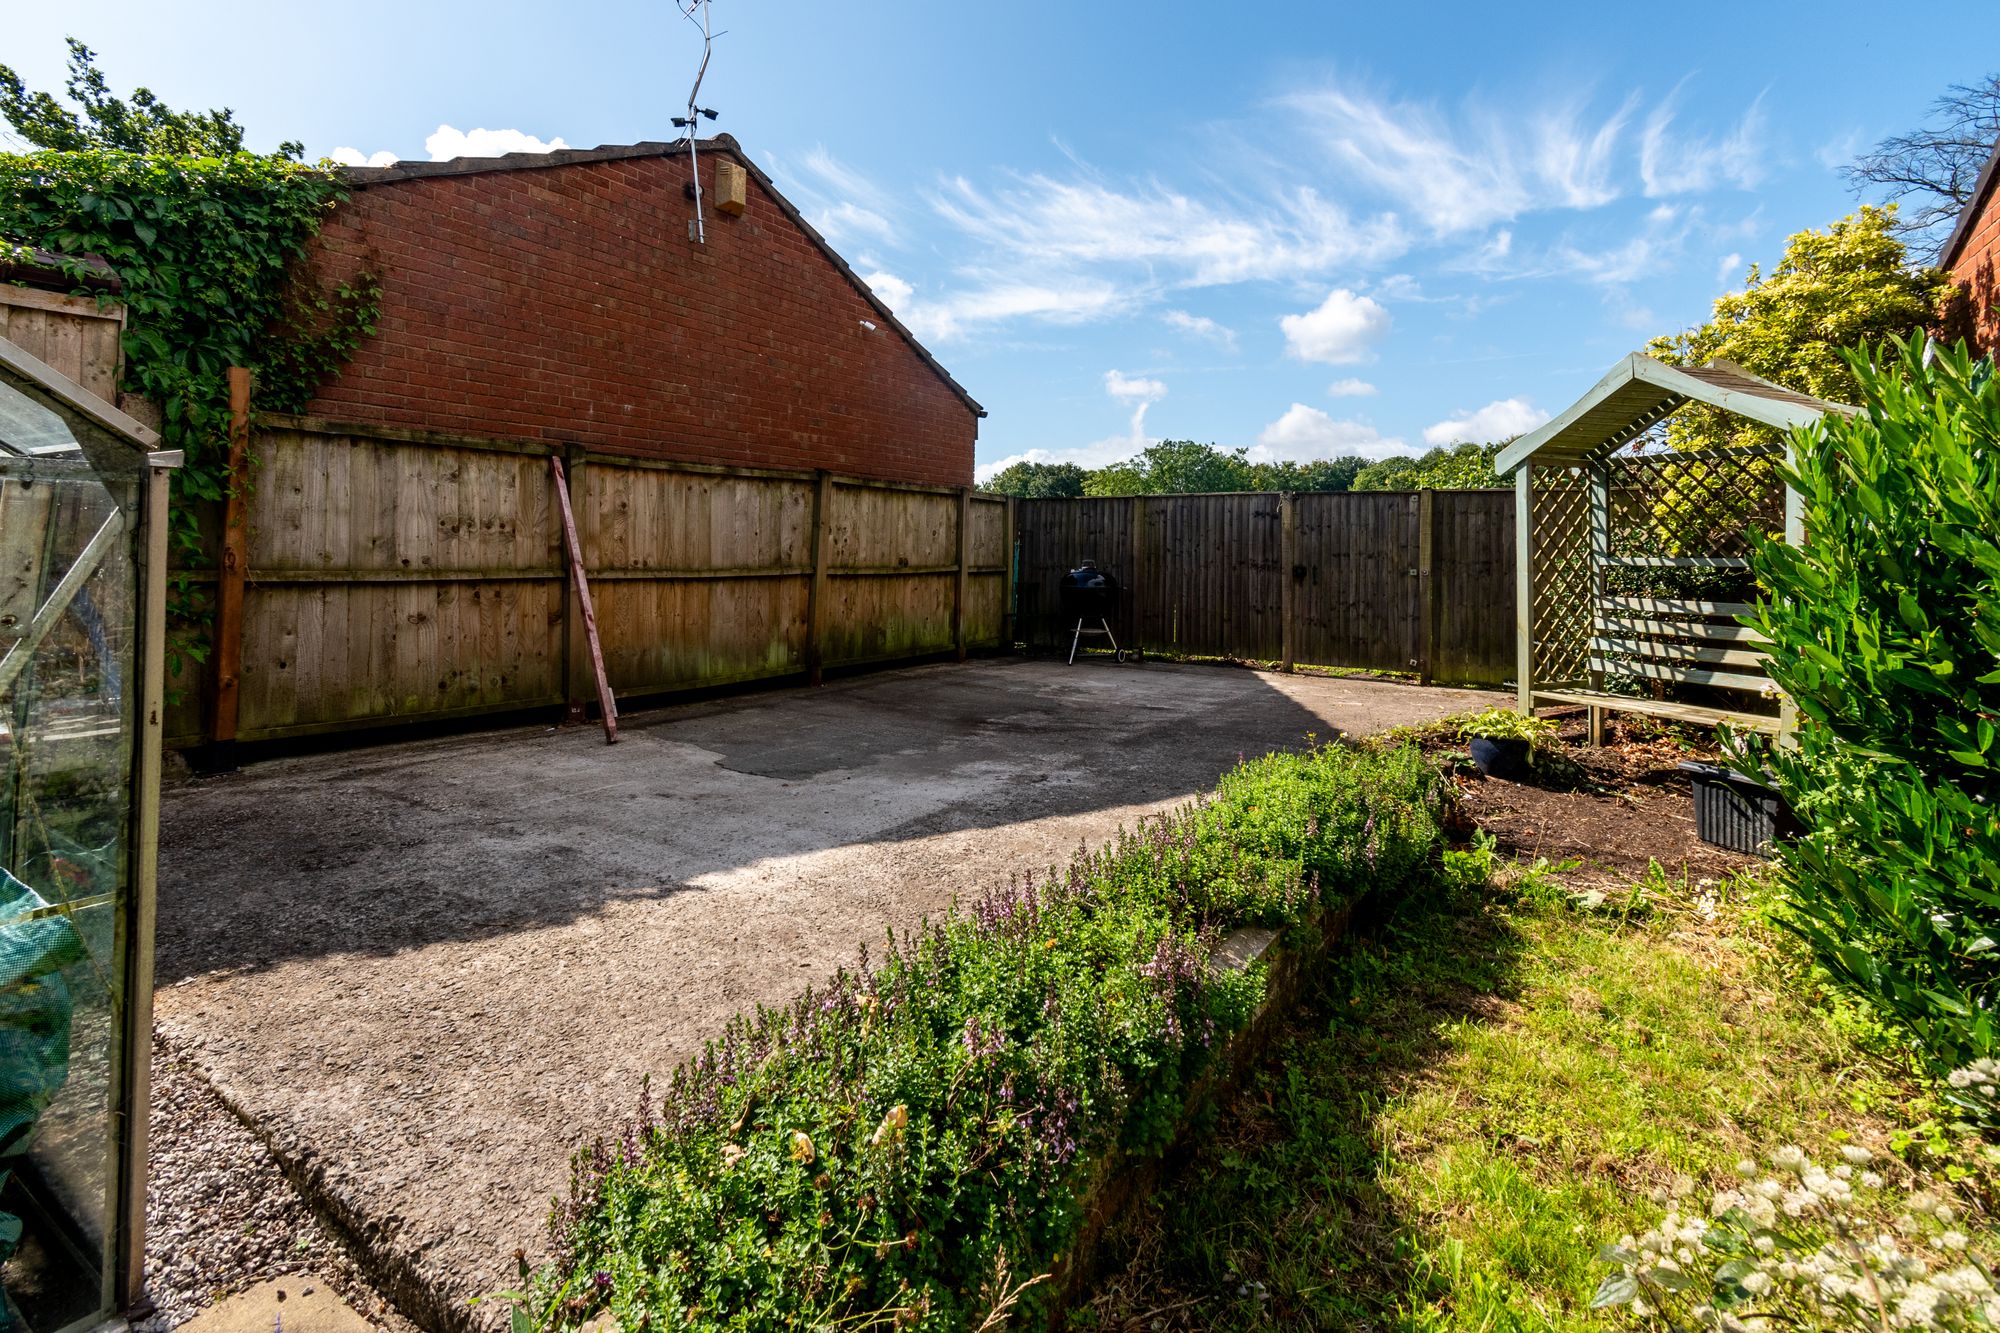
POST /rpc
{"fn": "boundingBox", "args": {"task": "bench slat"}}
[1589,636,1771,670]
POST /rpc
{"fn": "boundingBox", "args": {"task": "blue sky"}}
[5,2,1987,477]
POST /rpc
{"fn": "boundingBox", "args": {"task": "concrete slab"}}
[153,659,1499,1328]
[177,1279,371,1333]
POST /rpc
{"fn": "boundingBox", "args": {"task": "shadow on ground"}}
[1081,877,1532,1330]
[157,659,1494,983]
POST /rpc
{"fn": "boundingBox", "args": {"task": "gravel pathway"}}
[138,1038,411,1333]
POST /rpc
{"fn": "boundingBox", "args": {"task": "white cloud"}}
[973,370,1168,482]
[1254,404,1408,462]
[1716,251,1745,285]
[1163,309,1237,348]
[1423,398,1550,446]
[324,124,569,169]
[1327,378,1377,397]
[424,124,571,161]
[1104,369,1167,403]
[328,146,398,168]
[1280,289,1391,365]
[860,269,913,309]
[1638,91,1764,196]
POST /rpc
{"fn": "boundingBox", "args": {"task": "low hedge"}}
[516,741,1448,1331]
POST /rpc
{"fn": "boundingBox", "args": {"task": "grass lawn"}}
[1079,815,1978,1330]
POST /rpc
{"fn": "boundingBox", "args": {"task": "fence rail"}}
[165,415,1011,746]
[1014,489,1514,686]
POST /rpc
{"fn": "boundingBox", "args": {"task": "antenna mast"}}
[672,0,722,244]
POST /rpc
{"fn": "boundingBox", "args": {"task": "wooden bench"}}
[1545,595,1785,736]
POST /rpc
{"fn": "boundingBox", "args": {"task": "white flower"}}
[1772,1145,1808,1173]
[1741,1270,1773,1295]
[1840,1144,1874,1165]
[1939,1230,1969,1251]
[1736,1158,1758,1177]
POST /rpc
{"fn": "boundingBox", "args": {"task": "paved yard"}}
[153,659,1501,1328]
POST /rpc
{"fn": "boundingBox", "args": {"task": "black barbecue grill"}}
[1057,561,1141,664]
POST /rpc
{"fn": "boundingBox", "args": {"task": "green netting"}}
[0,866,83,1270]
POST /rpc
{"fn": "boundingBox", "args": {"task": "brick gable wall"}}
[304,149,978,486]
[1951,180,2000,357]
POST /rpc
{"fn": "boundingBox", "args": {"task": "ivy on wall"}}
[0,151,381,665]
[0,42,381,670]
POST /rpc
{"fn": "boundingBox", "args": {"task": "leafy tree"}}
[1647,207,1953,454]
[1743,338,2000,1069]
[1843,74,2000,256]
[980,460,1088,498]
[1352,441,1507,491]
[1123,440,1258,494]
[1246,456,1367,493]
[0,38,300,158]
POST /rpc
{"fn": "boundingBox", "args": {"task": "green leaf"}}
[1590,1273,1640,1309]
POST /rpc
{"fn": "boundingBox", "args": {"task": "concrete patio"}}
[152,658,1501,1328]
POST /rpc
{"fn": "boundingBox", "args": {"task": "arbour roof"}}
[1493,352,1853,474]
[339,134,986,420]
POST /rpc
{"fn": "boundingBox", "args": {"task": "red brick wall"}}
[1951,183,2000,357]
[305,150,978,486]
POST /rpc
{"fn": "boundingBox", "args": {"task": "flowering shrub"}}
[515,743,1447,1330]
[1595,1145,1996,1330]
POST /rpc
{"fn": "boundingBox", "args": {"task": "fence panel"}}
[163,416,1008,746]
[1432,489,1518,686]
[1015,489,1513,685]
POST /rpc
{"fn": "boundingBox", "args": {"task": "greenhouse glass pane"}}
[1,457,134,1331]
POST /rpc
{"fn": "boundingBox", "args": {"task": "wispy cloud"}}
[1163,309,1237,349]
[1280,288,1392,364]
[1327,378,1378,397]
[930,172,1405,288]
[1255,403,1407,462]
[1423,397,1549,446]
[1639,88,1765,196]
[1283,85,1635,234]
[772,146,905,249]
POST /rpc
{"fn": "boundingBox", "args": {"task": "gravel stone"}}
[138,1039,412,1333]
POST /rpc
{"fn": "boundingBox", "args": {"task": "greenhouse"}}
[0,333,176,1332]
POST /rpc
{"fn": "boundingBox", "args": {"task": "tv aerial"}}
[673,0,724,243]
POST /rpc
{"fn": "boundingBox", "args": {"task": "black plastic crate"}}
[1679,761,1799,857]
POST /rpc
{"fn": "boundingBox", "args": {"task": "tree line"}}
[981,439,1509,498]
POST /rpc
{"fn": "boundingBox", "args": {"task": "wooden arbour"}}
[1494,353,1853,741]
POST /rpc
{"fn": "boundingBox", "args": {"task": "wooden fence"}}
[165,415,1011,746]
[1014,489,1514,686]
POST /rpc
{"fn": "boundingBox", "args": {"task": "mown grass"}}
[1080,860,1968,1331]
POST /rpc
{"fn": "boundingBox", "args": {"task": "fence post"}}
[560,444,589,722]
[1416,488,1436,685]
[1002,496,1018,649]
[806,470,834,685]
[207,366,252,763]
[1279,492,1297,672]
[1515,466,1534,713]
[953,486,972,662]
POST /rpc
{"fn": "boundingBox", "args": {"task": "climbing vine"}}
[0,148,380,659]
